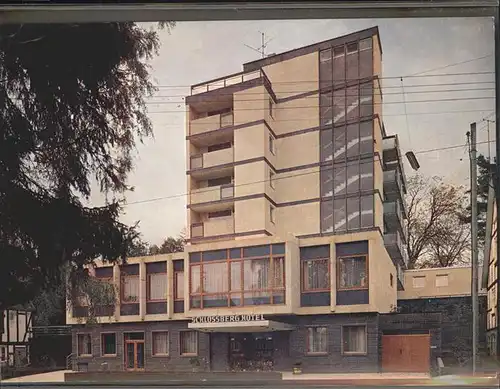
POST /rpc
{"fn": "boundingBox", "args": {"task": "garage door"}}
[382,334,430,373]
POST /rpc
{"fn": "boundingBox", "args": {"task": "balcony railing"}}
[191,69,271,95]
[190,216,235,239]
[190,111,234,136]
[190,184,234,205]
[384,230,409,267]
[190,147,234,170]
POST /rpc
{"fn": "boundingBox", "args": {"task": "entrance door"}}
[382,334,430,373]
[229,333,274,371]
[124,332,145,371]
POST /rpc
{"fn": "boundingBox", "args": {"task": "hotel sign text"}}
[191,314,265,324]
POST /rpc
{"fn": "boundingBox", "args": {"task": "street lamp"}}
[405,151,420,171]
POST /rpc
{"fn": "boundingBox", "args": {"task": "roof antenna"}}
[244,31,274,58]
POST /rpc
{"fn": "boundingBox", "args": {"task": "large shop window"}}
[307,327,328,354]
[77,333,92,356]
[342,325,367,355]
[101,333,116,356]
[180,331,198,356]
[152,331,169,356]
[338,256,367,290]
[189,244,286,309]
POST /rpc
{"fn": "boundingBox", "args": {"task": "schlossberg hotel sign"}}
[191,314,265,324]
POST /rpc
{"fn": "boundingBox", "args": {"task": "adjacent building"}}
[66,26,475,375]
[0,308,33,368]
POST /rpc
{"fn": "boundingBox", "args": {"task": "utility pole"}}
[468,122,478,375]
[495,4,500,360]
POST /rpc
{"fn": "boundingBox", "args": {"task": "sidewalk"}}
[1,370,498,386]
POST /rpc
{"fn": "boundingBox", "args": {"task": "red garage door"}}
[382,334,430,373]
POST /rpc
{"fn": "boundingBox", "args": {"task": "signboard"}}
[191,314,265,324]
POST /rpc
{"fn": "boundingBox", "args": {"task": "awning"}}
[188,319,294,333]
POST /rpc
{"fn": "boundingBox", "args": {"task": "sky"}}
[89,17,496,245]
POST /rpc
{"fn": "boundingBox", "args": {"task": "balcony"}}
[384,230,408,268]
[190,111,234,137]
[384,200,407,237]
[191,216,235,240]
[190,184,234,211]
[383,168,406,204]
[396,263,405,291]
[189,147,234,179]
[191,69,268,95]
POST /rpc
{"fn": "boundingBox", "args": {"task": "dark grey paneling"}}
[72,321,209,373]
[174,301,185,314]
[120,264,139,276]
[301,292,331,307]
[72,306,88,318]
[120,304,139,316]
[173,260,184,272]
[95,305,114,317]
[95,267,113,278]
[146,302,167,315]
[286,314,379,373]
[146,262,167,274]
[337,290,369,305]
[210,333,229,371]
[300,245,330,260]
[336,240,369,256]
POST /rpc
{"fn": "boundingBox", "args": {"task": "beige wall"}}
[234,197,267,234]
[369,235,398,312]
[278,202,320,238]
[275,168,319,204]
[277,132,319,170]
[398,267,477,300]
[233,85,266,126]
[234,161,266,197]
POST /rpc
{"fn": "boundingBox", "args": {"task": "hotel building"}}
[67,27,472,374]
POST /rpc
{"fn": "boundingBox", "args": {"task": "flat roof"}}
[243,26,381,72]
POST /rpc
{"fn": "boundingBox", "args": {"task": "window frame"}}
[151,331,169,357]
[412,276,426,289]
[390,273,394,288]
[269,97,274,119]
[179,330,198,357]
[77,333,93,357]
[341,324,368,356]
[269,169,275,189]
[208,209,232,219]
[270,204,276,224]
[301,258,330,293]
[269,133,275,155]
[147,271,168,302]
[435,274,449,288]
[174,270,185,301]
[100,332,117,357]
[306,326,328,355]
[337,255,368,291]
[189,245,286,309]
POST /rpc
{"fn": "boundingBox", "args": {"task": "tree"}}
[153,232,186,255]
[0,22,174,310]
[406,175,470,269]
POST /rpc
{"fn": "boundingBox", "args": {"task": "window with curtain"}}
[303,259,330,291]
[342,325,367,354]
[307,327,328,354]
[77,333,92,356]
[190,265,201,294]
[148,273,167,301]
[244,258,270,291]
[175,271,184,300]
[203,262,228,294]
[122,276,139,303]
[180,331,197,355]
[152,332,168,356]
[338,256,367,289]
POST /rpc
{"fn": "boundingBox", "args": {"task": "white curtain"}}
[149,274,167,300]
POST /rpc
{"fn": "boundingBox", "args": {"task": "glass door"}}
[124,332,145,371]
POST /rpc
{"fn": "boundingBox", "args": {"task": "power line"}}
[408,54,493,77]
[120,140,494,207]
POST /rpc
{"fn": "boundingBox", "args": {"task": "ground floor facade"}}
[71,312,442,374]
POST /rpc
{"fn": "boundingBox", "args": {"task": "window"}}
[175,271,184,300]
[413,276,426,289]
[148,273,167,301]
[390,273,394,288]
[0,347,6,361]
[101,333,116,356]
[152,332,169,356]
[207,142,231,153]
[269,170,275,189]
[269,134,275,155]
[269,98,274,118]
[342,325,367,354]
[302,259,330,291]
[307,327,328,354]
[270,205,275,223]
[77,333,92,356]
[180,331,197,356]
[435,274,448,287]
[189,244,285,309]
[208,176,232,187]
[208,210,232,219]
[122,275,140,303]
[338,256,367,290]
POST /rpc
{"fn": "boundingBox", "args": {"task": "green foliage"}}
[0,22,173,310]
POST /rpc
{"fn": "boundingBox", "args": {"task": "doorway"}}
[124,332,145,371]
[229,333,274,371]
